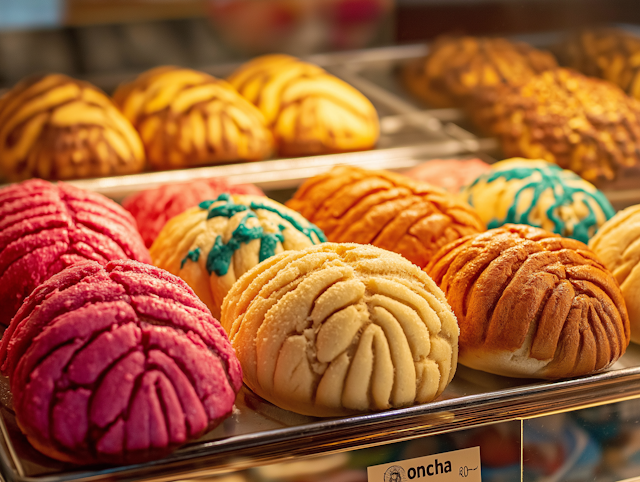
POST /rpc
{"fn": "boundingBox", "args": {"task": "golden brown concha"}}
[286,166,485,268]
[402,36,558,109]
[221,243,459,417]
[426,224,630,379]
[491,68,640,183]
[113,66,272,170]
[227,54,379,157]
[589,205,640,344]
[0,74,145,182]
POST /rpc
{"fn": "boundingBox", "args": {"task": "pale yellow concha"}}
[221,243,459,417]
[589,204,640,344]
[150,193,326,319]
[228,54,380,157]
[113,66,273,170]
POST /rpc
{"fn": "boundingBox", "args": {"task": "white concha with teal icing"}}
[461,158,615,243]
[150,193,326,319]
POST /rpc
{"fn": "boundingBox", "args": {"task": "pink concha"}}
[0,179,150,326]
[0,259,242,465]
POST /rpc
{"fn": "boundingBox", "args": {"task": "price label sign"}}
[367,446,481,482]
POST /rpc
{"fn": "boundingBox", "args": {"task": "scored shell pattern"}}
[0,260,242,465]
[0,179,150,327]
[221,243,459,417]
[286,165,485,268]
[113,66,273,170]
[426,224,630,379]
[228,54,380,157]
[0,74,145,182]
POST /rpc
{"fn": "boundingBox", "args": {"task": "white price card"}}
[367,446,482,482]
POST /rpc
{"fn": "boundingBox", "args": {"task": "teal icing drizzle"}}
[180,247,201,269]
[184,194,327,276]
[467,163,615,244]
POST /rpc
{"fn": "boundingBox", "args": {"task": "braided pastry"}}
[113,66,272,170]
[286,166,484,268]
[0,74,145,181]
[221,243,459,417]
[426,224,629,379]
[228,54,379,157]
[0,260,242,464]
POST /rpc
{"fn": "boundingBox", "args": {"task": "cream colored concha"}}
[113,66,273,170]
[0,74,145,181]
[590,204,640,344]
[227,54,379,157]
[150,193,326,319]
[220,243,459,417]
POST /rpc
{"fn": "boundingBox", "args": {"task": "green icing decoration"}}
[180,247,201,269]
[467,163,615,244]
[206,214,264,276]
[249,201,328,243]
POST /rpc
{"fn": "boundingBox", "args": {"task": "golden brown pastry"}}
[113,66,272,170]
[589,205,640,344]
[491,68,640,183]
[0,74,145,182]
[426,224,630,379]
[227,54,379,157]
[286,165,485,268]
[402,36,557,109]
[221,243,459,417]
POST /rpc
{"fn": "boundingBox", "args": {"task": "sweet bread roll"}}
[462,158,615,243]
[113,66,272,170]
[286,165,485,268]
[0,260,242,465]
[227,54,379,157]
[426,224,629,379]
[221,243,459,417]
[402,36,557,108]
[151,193,326,318]
[404,158,491,193]
[590,205,640,344]
[0,74,145,181]
[491,68,640,183]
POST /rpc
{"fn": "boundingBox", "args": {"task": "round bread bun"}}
[221,243,459,417]
[113,66,273,170]
[426,224,629,379]
[151,193,326,319]
[227,54,379,157]
[0,74,145,181]
[286,165,485,268]
[491,68,640,183]
[590,204,640,344]
[462,158,615,243]
[403,158,491,193]
[0,259,242,465]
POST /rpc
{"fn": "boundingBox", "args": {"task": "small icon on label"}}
[384,465,406,482]
[459,465,479,477]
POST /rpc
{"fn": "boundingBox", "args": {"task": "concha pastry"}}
[221,243,459,417]
[426,224,629,379]
[0,179,150,327]
[462,158,615,243]
[286,165,485,268]
[402,36,557,108]
[491,68,640,183]
[113,66,273,170]
[0,259,242,465]
[0,74,145,181]
[151,193,326,318]
[227,54,379,157]
[404,158,491,193]
[590,205,640,344]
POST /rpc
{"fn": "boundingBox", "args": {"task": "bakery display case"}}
[4,1,640,481]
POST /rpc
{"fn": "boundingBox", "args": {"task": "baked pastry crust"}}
[0,74,145,181]
[462,158,615,243]
[221,243,459,417]
[426,224,629,379]
[286,165,485,268]
[151,193,325,319]
[113,66,272,169]
[228,54,379,157]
